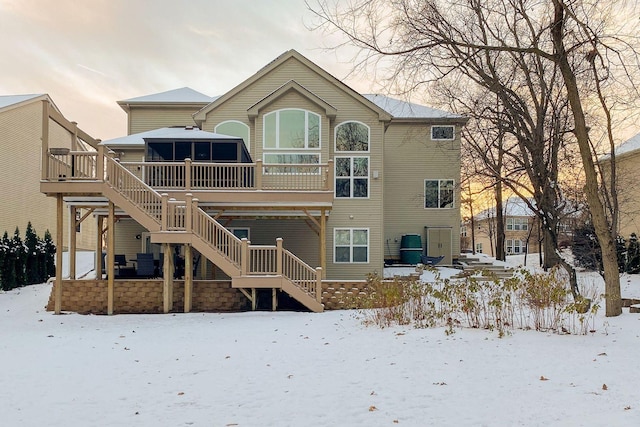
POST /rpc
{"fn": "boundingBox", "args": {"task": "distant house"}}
[474,198,540,256]
[40,50,468,314]
[600,132,640,238]
[0,94,96,250]
[473,197,577,256]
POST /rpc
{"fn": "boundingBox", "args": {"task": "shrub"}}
[358,267,600,336]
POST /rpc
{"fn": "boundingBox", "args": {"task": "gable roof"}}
[193,49,393,124]
[117,87,215,112]
[101,126,240,147]
[247,80,338,120]
[0,94,61,114]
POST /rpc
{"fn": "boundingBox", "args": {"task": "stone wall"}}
[45,278,397,314]
[46,279,249,314]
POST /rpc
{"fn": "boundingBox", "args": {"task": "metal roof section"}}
[101,126,241,147]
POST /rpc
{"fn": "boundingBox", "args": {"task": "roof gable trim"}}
[246,80,337,120]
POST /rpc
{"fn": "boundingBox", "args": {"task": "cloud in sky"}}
[0,0,369,139]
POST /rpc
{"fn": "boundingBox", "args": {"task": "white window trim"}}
[215,120,250,151]
[424,179,455,209]
[431,125,455,141]
[228,227,250,240]
[334,156,370,199]
[263,109,321,150]
[334,228,370,264]
[334,120,370,153]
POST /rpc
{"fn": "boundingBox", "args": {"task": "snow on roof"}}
[0,94,45,109]
[363,94,464,119]
[102,126,241,147]
[476,197,535,220]
[601,131,640,160]
[118,87,216,104]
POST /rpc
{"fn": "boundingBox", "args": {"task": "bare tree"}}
[310,0,640,316]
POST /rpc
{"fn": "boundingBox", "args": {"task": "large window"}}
[334,228,369,263]
[506,217,528,231]
[335,156,369,198]
[431,125,455,140]
[335,121,369,152]
[506,239,525,254]
[215,121,250,150]
[424,179,454,208]
[264,109,320,149]
[146,140,243,162]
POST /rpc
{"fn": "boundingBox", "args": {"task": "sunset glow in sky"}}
[0,0,368,140]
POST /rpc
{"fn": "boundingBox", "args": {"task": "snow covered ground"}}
[1,253,639,426]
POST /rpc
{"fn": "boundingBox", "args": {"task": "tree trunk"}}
[551,0,621,316]
[495,179,505,261]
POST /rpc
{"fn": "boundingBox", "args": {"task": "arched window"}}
[215,120,250,150]
[335,121,369,152]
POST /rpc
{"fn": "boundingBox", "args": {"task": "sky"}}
[0,0,371,140]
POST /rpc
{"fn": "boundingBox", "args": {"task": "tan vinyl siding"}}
[0,100,95,250]
[113,219,148,263]
[383,122,461,261]
[128,107,200,135]
[201,57,386,280]
[603,152,640,237]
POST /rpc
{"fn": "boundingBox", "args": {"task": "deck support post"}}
[320,208,326,279]
[251,288,257,311]
[184,244,193,313]
[69,206,77,279]
[272,288,277,311]
[107,202,115,315]
[163,243,173,313]
[96,216,104,279]
[54,195,63,314]
[316,267,323,303]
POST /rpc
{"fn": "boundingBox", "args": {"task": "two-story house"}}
[1,94,96,252]
[40,50,467,314]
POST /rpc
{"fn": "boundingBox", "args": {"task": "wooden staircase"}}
[100,154,324,312]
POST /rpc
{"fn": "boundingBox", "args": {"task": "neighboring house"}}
[474,198,540,256]
[600,132,640,238]
[0,94,96,250]
[40,50,467,314]
[474,196,576,256]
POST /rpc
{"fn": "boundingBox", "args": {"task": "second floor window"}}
[425,179,454,208]
[506,217,528,231]
[264,109,320,149]
[215,121,250,151]
[335,157,369,198]
[335,121,369,152]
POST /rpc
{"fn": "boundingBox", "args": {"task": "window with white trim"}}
[506,217,528,231]
[215,121,250,151]
[476,242,483,253]
[506,239,524,254]
[334,228,369,263]
[228,227,250,240]
[431,125,454,140]
[264,109,320,149]
[335,156,369,198]
[335,121,369,152]
[424,179,454,208]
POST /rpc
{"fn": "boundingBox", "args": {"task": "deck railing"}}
[105,156,163,225]
[120,159,333,192]
[44,148,322,302]
[46,150,98,180]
